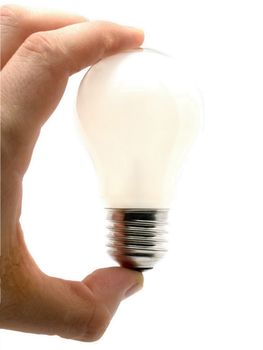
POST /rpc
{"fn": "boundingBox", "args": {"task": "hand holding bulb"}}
[0,5,144,341]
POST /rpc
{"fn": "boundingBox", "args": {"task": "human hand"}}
[0,5,144,341]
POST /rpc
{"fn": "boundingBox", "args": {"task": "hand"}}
[0,5,144,341]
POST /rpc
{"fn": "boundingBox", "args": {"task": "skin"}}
[0,5,144,342]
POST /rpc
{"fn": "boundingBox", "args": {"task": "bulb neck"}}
[107,208,168,270]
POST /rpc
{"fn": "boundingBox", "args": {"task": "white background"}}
[1,0,263,349]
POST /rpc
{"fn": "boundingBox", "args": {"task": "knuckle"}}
[19,32,66,75]
[104,33,116,52]
[102,31,120,55]
[81,303,111,342]
[21,32,55,57]
[100,26,117,48]
[100,26,113,45]
[92,21,120,54]
[0,5,22,27]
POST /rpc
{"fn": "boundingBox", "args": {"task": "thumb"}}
[55,267,144,342]
[83,267,144,315]
[0,247,144,342]
[66,267,143,341]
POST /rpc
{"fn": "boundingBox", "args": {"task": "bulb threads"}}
[107,208,168,270]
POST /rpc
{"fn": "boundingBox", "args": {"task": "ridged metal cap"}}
[107,208,168,270]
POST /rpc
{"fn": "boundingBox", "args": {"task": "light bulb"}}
[76,48,202,270]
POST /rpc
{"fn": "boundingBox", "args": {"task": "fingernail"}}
[128,27,144,37]
[126,25,143,31]
[124,274,144,299]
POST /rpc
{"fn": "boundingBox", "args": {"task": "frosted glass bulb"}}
[76,48,202,270]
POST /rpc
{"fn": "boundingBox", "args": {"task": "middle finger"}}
[0,4,87,69]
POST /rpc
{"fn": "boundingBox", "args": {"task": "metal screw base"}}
[107,208,168,270]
